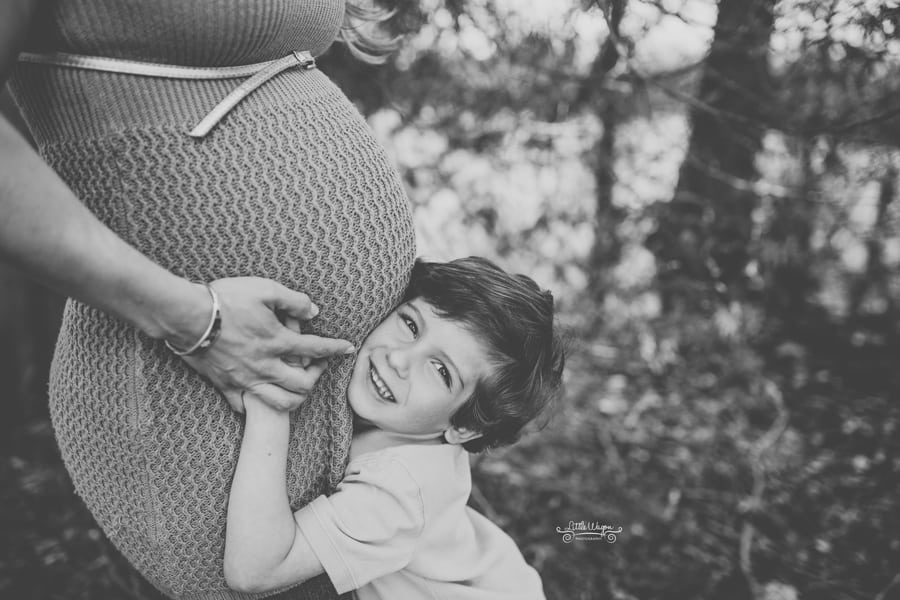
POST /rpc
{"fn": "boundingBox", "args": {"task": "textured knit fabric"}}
[295,444,547,600]
[8,2,416,599]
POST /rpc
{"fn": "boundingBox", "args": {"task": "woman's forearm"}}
[0,0,207,345]
[225,398,300,592]
[0,117,210,345]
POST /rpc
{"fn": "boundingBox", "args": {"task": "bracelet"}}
[164,283,222,357]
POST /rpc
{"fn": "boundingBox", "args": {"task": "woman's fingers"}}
[283,354,312,368]
[220,354,329,415]
[219,367,320,413]
[278,332,355,359]
[283,316,303,333]
[248,383,310,412]
[273,360,328,395]
[280,316,306,367]
[250,359,328,411]
[223,389,246,414]
[264,281,319,320]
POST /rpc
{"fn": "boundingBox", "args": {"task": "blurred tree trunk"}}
[0,88,64,452]
[647,0,776,313]
[0,268,28,443]
[761,140,817,322]
[585,0,627,303]
[849,164,897,317]
[0,270,63,450]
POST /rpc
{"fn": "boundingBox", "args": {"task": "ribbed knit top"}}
[10,2,417,599]
[25,0,343,64]
[14,0,345,142]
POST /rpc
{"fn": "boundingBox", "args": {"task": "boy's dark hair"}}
[403,257,566,453]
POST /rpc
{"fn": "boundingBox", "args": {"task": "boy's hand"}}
[243,354,329,414]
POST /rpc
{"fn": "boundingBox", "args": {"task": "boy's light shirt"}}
[294,443,546,600]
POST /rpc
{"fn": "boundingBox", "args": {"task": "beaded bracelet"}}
[164,283,222,356]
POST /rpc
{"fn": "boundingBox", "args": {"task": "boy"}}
[224,257,565,599]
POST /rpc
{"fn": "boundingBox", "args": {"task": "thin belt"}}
[17,50,317,138]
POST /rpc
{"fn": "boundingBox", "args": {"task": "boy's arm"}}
[224,395,325,593]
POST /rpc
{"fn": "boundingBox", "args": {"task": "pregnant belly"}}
[42,73,415,598]
[42,75,416,343]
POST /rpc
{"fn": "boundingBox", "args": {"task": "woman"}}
[0,1,416,598]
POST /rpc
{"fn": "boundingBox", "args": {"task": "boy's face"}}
[347,298,491,442]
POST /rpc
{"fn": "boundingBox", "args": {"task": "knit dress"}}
[8,2,416,599]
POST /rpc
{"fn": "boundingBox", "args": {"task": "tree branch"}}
[739,379,790,600]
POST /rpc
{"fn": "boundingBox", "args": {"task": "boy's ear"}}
[443,426,482,446]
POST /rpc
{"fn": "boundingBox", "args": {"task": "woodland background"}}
[2,1,899,599]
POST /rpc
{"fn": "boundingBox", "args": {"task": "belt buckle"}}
[292,51,316,70]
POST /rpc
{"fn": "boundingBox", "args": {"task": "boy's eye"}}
[401,313,418,337]
[436,362,452,388]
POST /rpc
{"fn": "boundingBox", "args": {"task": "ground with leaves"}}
[3,297,898,600]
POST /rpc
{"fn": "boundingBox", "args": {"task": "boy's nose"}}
[386,346,410,377]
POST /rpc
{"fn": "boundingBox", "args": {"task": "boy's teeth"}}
[369,366,395,402]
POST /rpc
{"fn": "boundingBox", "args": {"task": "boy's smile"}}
[347,299,491,441]
[368,363,396,402]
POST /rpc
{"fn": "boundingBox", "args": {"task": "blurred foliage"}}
[3,0,900,599]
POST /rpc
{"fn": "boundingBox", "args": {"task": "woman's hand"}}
[172,277,354,413]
